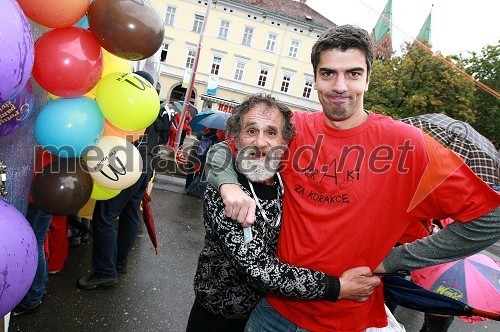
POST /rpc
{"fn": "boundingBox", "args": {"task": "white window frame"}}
[193,14,204,33]
[288,40,300,58]
[303,78,313,99]
[257,65,271,87]
[281,74,292,93]
[233,60,247,81]
[218,20,230,40]
[160,40,172,63]
[185,47,197,69]
[211,56,222,75]
[165,6,176,26]
[265,33,278,52]
[242,26,254,46]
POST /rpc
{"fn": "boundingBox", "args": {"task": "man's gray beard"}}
[235,148,283,183]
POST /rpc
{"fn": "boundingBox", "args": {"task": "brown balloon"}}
[31,159,93,216]
[88,0,165,61]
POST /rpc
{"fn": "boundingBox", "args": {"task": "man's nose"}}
[332,76,348,93]
[254,133,268,147]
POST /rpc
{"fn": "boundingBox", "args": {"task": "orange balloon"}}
[17,0,89,29]
[102,120,145,142]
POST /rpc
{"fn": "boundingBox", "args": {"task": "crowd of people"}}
[10,25,499,332]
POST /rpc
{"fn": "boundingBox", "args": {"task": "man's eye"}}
[267,131,277,136]
[247,129,257,135]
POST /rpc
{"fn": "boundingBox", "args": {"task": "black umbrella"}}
[382,275,500,321]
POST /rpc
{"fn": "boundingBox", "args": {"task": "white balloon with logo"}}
[85,136,143,190]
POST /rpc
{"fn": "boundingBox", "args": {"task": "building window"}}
[160,42,169,63]
[289,40,300,58]
[218,20,230,39]
[257,68,269,87]
[242,26,254,46]
[185,49,197,69]
[193,14,204,33]
[211,56,222,75]
[165,6,176,26]
[234,61,246,81]
[265,33,277,52]
[303,80,313,98]
[281,75,291,93]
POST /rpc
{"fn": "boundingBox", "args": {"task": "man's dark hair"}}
[226,94,295,144]
[311,25,374,79]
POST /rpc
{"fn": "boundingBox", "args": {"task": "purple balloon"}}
[0,81,34,137]
[0,0,35,104]
[0,198,37,317]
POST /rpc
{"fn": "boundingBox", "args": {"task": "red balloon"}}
[32,27,103,97]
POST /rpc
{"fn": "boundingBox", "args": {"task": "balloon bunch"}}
[0,0,165,216]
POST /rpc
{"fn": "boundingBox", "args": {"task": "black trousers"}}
[159,130,169,145]
[186,299,247,332]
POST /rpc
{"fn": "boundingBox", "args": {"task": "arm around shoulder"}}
[205,142,238,189]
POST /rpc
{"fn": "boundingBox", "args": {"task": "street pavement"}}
[8,175,499,332]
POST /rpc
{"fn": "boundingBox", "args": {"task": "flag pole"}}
[174,2,212,151]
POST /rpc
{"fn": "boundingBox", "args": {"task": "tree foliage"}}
[460,44,500,147]
[366,42,475,121]
[365,41,500,147]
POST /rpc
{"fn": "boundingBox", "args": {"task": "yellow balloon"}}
[90,181,121,200]
[102,49,131,77]
[96,72,159,131]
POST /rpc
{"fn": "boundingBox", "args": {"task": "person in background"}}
[185,128,219,196]
[12,149,55,316]
[45,215,69,274]
[205,25,500,331]
[168,102,178,147]
[157,106,171,146]
[186,94,379,331]
[77,71,160,290]
[180,112,192,147]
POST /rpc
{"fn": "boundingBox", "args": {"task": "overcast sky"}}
[306,0,499,56]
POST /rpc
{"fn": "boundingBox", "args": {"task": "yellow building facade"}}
[150,0,334,113]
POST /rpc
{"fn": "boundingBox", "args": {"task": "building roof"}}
[417,11,432,44]
[372,0,392,44]
[229,0,335,30]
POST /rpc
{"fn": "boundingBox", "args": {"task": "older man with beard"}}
[186,94,380,332]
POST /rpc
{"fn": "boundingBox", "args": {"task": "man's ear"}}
[313,82,317,90]
[365,78,370,92]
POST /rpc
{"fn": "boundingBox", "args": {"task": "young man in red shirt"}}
[206,25,500,331]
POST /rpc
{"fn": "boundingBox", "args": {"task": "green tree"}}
[460,43,500,147]
[366,42,476,123]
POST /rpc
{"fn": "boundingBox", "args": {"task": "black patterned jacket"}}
[193,172,339,319]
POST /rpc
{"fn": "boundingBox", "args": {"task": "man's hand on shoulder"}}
[338,267,381,302]
[220,183,256,227]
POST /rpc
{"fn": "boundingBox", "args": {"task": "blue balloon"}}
[35,97,104,158]
[74,14,89,29]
